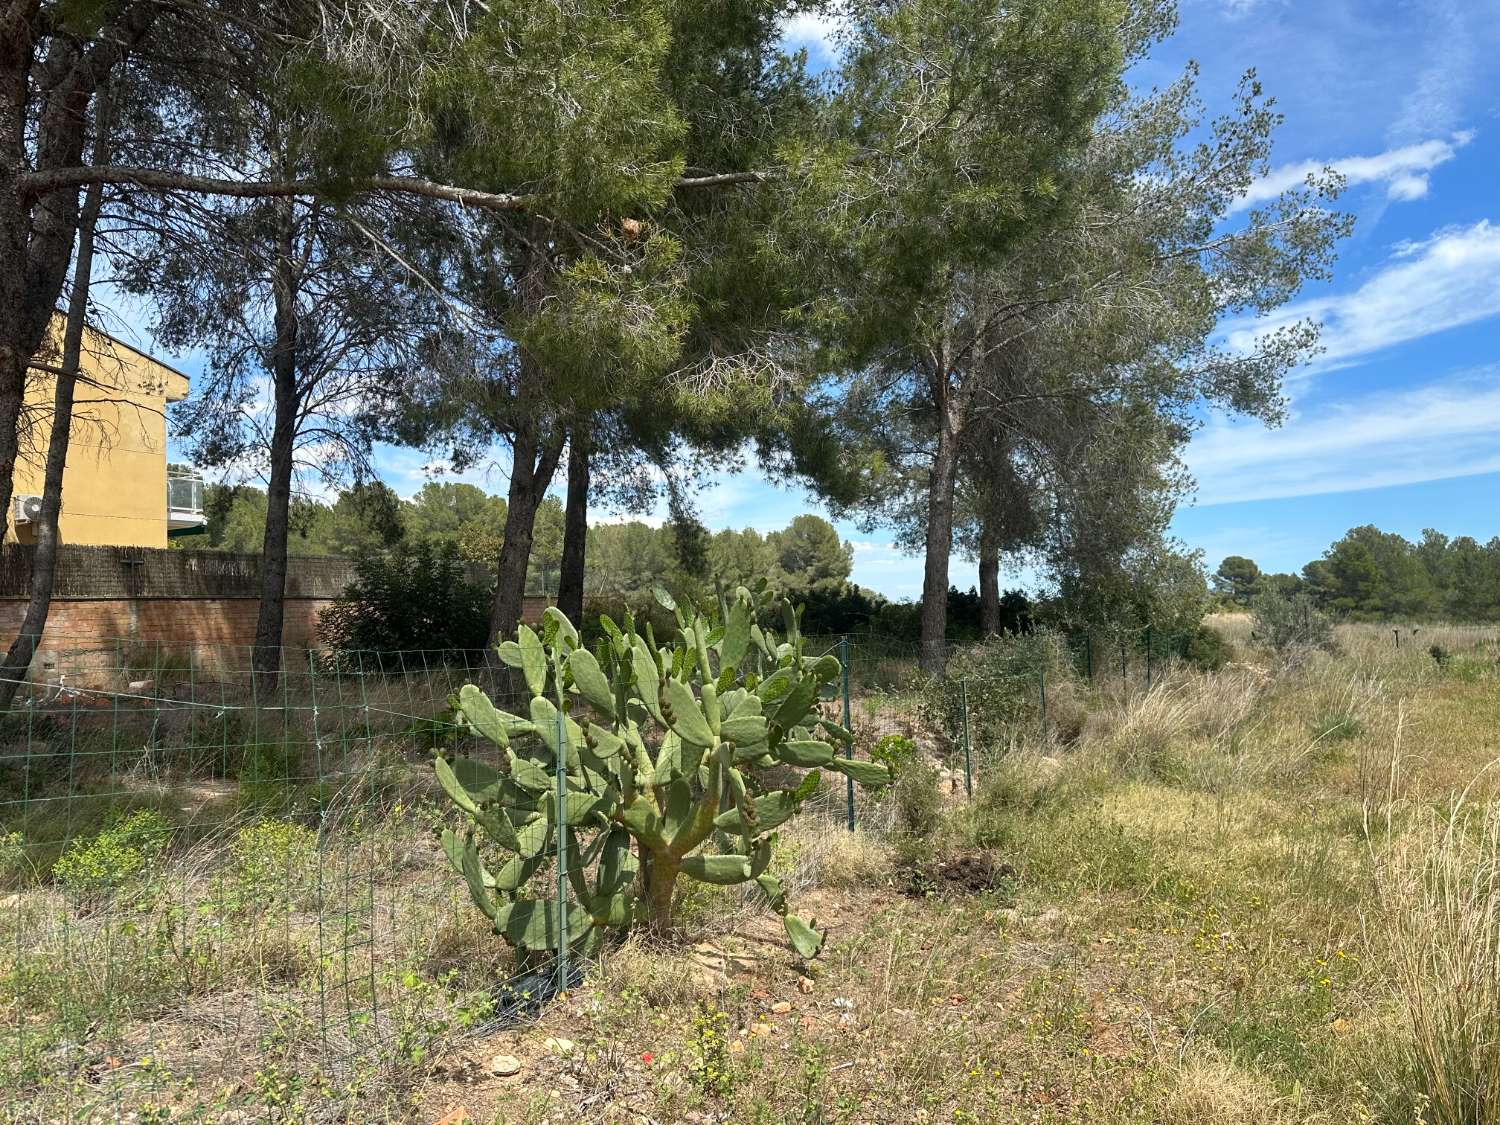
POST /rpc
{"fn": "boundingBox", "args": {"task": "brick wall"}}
[0,594,552,672]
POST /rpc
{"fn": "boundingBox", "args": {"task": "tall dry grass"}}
[1372,793,1500,1123]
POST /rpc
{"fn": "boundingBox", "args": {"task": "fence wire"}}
[6,620,1443,1120]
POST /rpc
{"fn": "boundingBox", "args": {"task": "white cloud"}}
[1233,132,1473,212]
[1222,220,1500,369]
[1215,0,1282,19]
[1187,368,1500,505]
[1388,0,1480,144]
[779,11,842,62]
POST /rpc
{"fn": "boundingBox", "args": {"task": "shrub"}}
[319,541,491,668]
[232,819,317,903]
[869,733,918,771]
[889,760,943,837]
[1250,589,1336,654]
[0,830,29,886]
[52,809,170,901]
[920,632,1077,751]
[1182,623,1230,671]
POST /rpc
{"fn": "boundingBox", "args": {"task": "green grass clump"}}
[1310,708,1363,744]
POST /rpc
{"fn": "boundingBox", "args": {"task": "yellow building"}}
[7,317,205,548]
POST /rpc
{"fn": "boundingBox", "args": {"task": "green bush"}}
[52,809,171,900]
[889,760,943,838]
[319,541,491,669]
[1182,623,1230,671]
[869,733,918,771]
[1251,589,1336,653]
[920,632,1076,751]
[0,830,29,886]
[232,819,317,904]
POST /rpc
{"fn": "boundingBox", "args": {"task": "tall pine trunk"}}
[251,203,300,687]
[919,398,962,675]
[489,425,564,645]
[0,99,108,708]
[557,434,589,624]
[978,520,1001,636]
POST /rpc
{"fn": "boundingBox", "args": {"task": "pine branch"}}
[21,164,778,208]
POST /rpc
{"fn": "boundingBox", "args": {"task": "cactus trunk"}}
[643,851,680,933]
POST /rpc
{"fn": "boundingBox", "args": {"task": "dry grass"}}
[1160,1050,1290,1124]
[9,619,1500,1122]
[1371,798,1500,1124]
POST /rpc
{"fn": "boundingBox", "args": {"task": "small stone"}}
[729,1039,745,1054]
[797,976,814,994]
[0,894,19,909]
[543,1037,574,1056]
[771,1000,792,1014]
[488,1054,522,1077]
[748,1023,773,1038]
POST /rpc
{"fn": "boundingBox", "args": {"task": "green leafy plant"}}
[435,586,890,960]
[231,819,317,904]
[688,1003,736,1097]
[318,540,492,670]
[52,809,170,902]
[869,733,918,771]
[0,830,28,886]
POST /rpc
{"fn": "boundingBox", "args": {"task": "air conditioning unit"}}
[12,495,42,524]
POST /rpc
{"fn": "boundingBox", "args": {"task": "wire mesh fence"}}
[0,622,1259,1118]
[0,642,539,1120]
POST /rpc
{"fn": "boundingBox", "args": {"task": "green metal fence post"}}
[1393,628,1400,649]
[554,703,569,990]
[840,635,854,831]
[1146,625,1153,690]
[960,676,972,798]
[1084,633,1093,681]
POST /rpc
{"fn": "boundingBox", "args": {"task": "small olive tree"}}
[434,587,889,959]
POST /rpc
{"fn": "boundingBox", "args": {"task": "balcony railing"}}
[167,465,206,534]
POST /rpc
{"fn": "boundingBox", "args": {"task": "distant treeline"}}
[1214,525,1500,621]
[179,481,860,601]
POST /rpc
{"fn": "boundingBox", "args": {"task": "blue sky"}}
[150,0,1500,599]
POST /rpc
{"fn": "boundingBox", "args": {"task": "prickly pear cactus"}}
[433,585,889,960]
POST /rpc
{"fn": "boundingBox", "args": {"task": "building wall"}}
[8,319,188,549]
